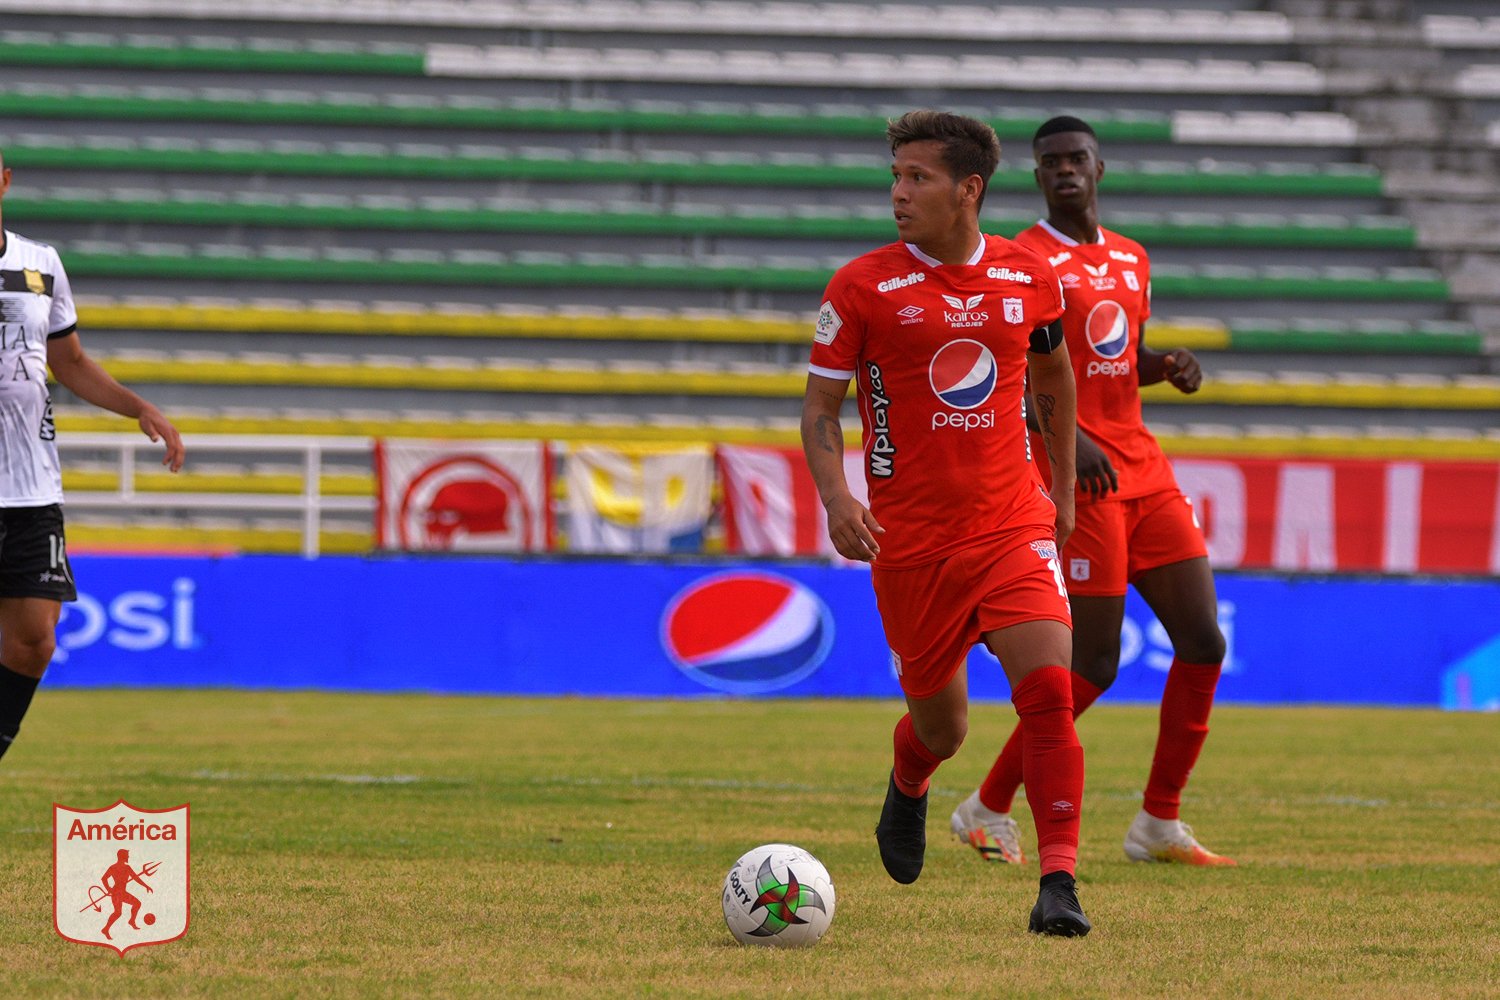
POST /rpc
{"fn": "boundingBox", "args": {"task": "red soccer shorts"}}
[1062,488,1208,598]
[871,531,1073,700]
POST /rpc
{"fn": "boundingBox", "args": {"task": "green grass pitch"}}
[2,690,1497,998]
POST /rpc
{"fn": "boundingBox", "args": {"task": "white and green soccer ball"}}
[721,843,836,948]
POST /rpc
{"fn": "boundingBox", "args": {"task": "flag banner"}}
[721,447,1500,574]
[718,444,868,559]
[562,444,713,554]
[1173,456,1500,574]
[374,439,550,552]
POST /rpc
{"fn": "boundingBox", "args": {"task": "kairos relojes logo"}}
[55,801,190,955]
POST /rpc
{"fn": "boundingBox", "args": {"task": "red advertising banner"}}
[720,446,1500,575]
[718,444,868,560]
[1172,456,1500,575]
[374,439,552,552]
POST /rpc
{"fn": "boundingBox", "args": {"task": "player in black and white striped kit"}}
[0,148,185,762]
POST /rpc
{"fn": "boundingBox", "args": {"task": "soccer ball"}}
[721,843,836,948]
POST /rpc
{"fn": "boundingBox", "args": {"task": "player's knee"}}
[1174,624,1226,666]
[1072,650,1119,692]
[2,631,55,674]
[916,718,966,760]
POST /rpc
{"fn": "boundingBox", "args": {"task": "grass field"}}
[2,691,1497,998]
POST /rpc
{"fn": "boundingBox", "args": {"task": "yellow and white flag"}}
[562,444,713,553]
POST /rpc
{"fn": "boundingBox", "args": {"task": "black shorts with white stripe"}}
[0,504,78,601]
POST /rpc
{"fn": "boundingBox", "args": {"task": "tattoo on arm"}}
[1034,393,1057,462]
[814,413,842,454]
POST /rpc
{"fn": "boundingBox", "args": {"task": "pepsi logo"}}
[928,339,997,410]
[1085,300,1129,359]
[661,573,833,694]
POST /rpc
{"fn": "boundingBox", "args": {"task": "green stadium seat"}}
[0,189,1421,249]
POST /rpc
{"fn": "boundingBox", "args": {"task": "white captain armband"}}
[1028,319,1065,354]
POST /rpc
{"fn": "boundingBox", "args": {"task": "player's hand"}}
[1163,350,1202,393]
[138,404,186,473]
[824,494,884,562]
[1051,483,1075,551]
[1076,433,1118,497]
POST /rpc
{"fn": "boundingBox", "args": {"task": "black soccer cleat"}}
[875,769,928,884]
[1028,872,1092,937]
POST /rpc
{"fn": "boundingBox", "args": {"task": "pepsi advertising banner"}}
[44,555,1500,710]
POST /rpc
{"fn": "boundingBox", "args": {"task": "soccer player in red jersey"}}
[949,116,1234,867]
[801,110,1091,935]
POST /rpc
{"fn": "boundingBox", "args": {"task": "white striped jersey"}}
[0,229,78,506]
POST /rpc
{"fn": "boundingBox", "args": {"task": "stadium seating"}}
[0,0,1492,552]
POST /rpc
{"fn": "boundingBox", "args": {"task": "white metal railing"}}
[57,433,375,557]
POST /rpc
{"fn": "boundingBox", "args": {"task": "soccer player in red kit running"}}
[801,110,1091,935]
[949,116,1233,867]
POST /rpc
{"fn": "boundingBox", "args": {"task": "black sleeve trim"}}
[47,324,78,340]
[1028,319,1065,354]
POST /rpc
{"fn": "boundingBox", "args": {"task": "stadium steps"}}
[74,299,1489,356]
[56,407,1500,461]
[0,1,1300,46]
[0,33,1341,95]
[0,87,1404,152]
[427,46,1352,96]
[4,189,1419,250]
[0,85,1175,141]
[0,30,425,75]
[0,135,1385,198]
[53,241,1453,300]
[1424,15,1500,50]
[65,514,371,555]
[81,349,1500,409]
[62,461,371,496]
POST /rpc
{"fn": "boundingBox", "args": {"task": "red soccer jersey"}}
[1015,220,1177,502]
[809,235,1066,568]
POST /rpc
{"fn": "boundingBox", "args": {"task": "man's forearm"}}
[802,407,853,506]
[1030,366,1077,488]
[54,356,148,419]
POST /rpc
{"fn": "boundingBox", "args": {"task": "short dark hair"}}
[886,110,1001,206]
[1032,115,1097,146]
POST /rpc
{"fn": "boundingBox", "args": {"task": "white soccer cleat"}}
[950,790,1026,864]
[1123,809,1236,866]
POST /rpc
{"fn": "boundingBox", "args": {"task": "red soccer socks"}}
[980,671,1102,814]
[1142,658,1222,820]
[1011,666,1086,877]
[891,712,949,798]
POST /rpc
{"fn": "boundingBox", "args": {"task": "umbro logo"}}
[897,305,924,325]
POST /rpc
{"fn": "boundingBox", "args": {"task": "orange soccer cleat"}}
[950,790,1026,864]
[1123,810,1237,866]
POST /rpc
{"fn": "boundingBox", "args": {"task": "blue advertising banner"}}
[44,555,1500,709]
